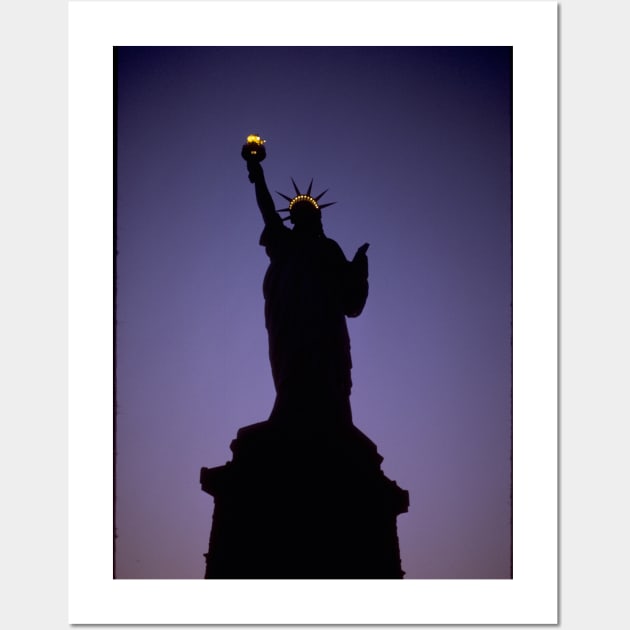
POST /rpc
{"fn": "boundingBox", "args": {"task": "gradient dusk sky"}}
[115,46,512,579]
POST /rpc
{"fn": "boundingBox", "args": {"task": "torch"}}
[241,134,266,163]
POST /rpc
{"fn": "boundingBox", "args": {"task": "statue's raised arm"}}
[241,136,278,227]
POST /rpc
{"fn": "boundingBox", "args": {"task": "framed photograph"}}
[69,1,557,624]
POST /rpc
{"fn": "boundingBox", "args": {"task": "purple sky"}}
[115,46,512,579]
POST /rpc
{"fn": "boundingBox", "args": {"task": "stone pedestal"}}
[200,419,409,578]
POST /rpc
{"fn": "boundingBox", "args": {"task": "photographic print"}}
[114,45,513,581]
[69,2,556,624]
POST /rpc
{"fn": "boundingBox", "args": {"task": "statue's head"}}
[276,179,336,234]
[289,199,322,233]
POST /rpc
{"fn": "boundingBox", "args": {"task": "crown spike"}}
[314,188,329,201]
[291,178,301,196]
[276,191,293,202]
[306,179,313,196]
[318,202,336,210]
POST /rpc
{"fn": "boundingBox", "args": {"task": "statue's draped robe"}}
[260,217,368,425]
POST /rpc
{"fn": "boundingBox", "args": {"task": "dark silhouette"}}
[252,161,369,427]
[200,137,408,578]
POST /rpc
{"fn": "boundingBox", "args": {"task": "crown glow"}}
[275,179,336,215]
[289,194,320,211]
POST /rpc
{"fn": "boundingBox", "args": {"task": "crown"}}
[275,179,336,220]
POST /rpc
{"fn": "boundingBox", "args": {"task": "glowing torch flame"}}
[246,134,265,145]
